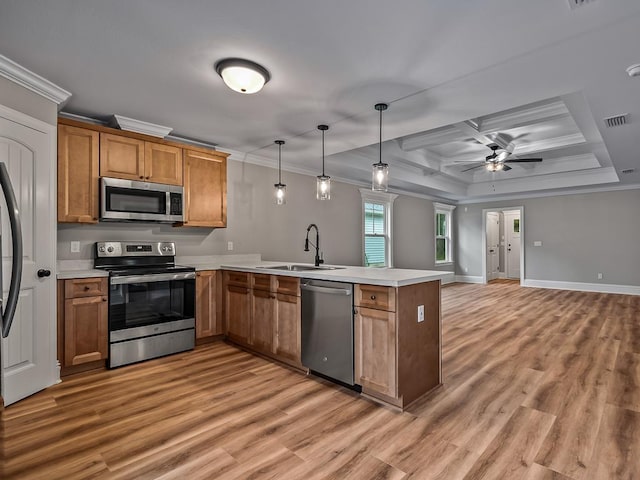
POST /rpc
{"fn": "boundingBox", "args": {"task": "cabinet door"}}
[144,142,183,185]
[100,133,145,181]
[225,284,250,345]
[196,270,222,338]
[64,295,108,366]
[183,149,227,227]
[250,288,275,353]
[275,293,301,364]
[57,124,99,223]
[355,306,397,397]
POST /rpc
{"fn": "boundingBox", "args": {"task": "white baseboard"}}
[440,272,456,285]
[522,279,640,296]
[454,275,484,284]
[498,272,507,279]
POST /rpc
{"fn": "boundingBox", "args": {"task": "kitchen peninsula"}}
[219,262,450,410]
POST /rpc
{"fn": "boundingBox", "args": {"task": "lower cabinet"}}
[223,271,301,367]
[58,277,109,372]
[196,270,223,340]
[355,306,397,398]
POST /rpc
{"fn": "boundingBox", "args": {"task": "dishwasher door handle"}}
[301,284,352,296]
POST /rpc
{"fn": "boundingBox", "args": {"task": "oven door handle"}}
[110,271,196,285]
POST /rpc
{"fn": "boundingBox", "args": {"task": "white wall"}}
[456,188,640,286]
[58,159,449,270]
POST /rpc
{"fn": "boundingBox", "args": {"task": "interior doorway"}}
[482,207,524,285]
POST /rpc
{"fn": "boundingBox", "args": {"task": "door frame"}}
[481,206,525,285]
[0,102,58,404]
[485,211,500,281]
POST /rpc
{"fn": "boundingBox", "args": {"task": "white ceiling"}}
[1,0,639,201]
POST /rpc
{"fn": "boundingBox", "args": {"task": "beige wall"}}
[0,76,57,125]
[58,159,448,270]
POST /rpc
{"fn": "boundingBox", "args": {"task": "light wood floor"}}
[2,281,639,479]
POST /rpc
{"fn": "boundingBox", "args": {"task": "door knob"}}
[37,269,51,278]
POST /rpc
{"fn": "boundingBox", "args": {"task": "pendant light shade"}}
[372,103,389,192]
[215,58,271,94]
[274,140,286,205]
[316,125,331,200]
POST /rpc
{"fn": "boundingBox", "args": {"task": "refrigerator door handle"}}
[0,162,23,338]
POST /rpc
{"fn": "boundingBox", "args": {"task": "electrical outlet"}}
[464,267,468,273]
[597,272,603,280]
[417,305,424,323]
[534,241,542,247]
[227,241,234,251]
[70,241,80,253]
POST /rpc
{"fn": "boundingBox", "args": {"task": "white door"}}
[504,211,521,280]
[486,212,500,281]
[0,108,56,406]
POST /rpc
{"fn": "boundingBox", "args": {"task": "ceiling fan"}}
[461,143,543,173]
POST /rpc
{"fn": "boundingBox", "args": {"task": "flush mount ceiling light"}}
[626,64,640,77]
[215,58,271,94]
[316,125,331,200]
[274,140,286,205]
[372,103,389,192]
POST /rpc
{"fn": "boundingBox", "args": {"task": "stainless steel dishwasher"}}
[301,279,354,386]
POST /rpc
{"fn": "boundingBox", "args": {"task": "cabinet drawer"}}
[252,273,273,292]
[355,285,396,312]
[65,277,108,299]
[224,271,250,287]
[276,276,300,296]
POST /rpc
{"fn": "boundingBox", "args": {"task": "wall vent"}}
[621,168,636,174]
[603,114,628,128]
[567,0,596,10]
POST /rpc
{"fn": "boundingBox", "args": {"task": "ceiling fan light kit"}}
[274,140,286,205]
[316,125,331,200]
[215,58,270,94]
[372,103,390,192]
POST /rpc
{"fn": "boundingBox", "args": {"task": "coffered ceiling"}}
[1,0,639,201]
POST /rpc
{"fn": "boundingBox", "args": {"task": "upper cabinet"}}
[56,118,227,227]
[100,133,183,185]
[57,124,99,223]
[183,149,227,227]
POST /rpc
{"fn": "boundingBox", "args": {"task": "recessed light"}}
[621,168,636,174]
[215,58,271,94]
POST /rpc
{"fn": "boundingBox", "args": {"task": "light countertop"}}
[220,262,453,287]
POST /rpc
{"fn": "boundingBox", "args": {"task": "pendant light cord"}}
[322,129,325,176]
[278,143,282,184]
[379,106,382,166]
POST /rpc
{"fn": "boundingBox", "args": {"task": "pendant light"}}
[274,140,286,205]
[316,125,331,200]
[372,103,389,191]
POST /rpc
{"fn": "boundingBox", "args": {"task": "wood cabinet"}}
[58,277,109,371]
[355,306,397,397]
[223,271,301,367]
[354,281,441,409]
[183,149,227,227]
[57,124,99,223]
[100,133,183,185]
[196,270,222,340]
[224,271,251,345]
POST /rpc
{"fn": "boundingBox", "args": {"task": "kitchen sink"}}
[257,264,345,272]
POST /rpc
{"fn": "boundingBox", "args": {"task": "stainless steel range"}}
[94,241,196,368]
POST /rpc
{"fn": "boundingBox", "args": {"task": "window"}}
[360,189,397,267]
[433,203,455,264]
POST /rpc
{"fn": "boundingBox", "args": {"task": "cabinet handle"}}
[146,176,150,180]
[139,176,144,179]
[102,297,107,302]
[370,295,376,300]
[84,285,91,291]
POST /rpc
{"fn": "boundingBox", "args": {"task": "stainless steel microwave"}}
[100,177,184,223]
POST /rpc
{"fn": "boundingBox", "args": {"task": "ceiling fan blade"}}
[461,164,486,172]
[505,158,543,163]
[502,165,512,171]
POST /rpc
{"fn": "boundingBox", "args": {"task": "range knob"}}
[98,246,106,253]
[162,246,169,252]
[107,246,114,253]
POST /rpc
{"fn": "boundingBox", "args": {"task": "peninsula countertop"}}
[219,261,453,287]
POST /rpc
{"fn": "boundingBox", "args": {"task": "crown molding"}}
[0,55,71,107]
[111,114,172,138]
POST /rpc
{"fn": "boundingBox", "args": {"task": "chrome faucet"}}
[304,223,324,267]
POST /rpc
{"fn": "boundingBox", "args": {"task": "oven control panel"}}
[96,242,176,257]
